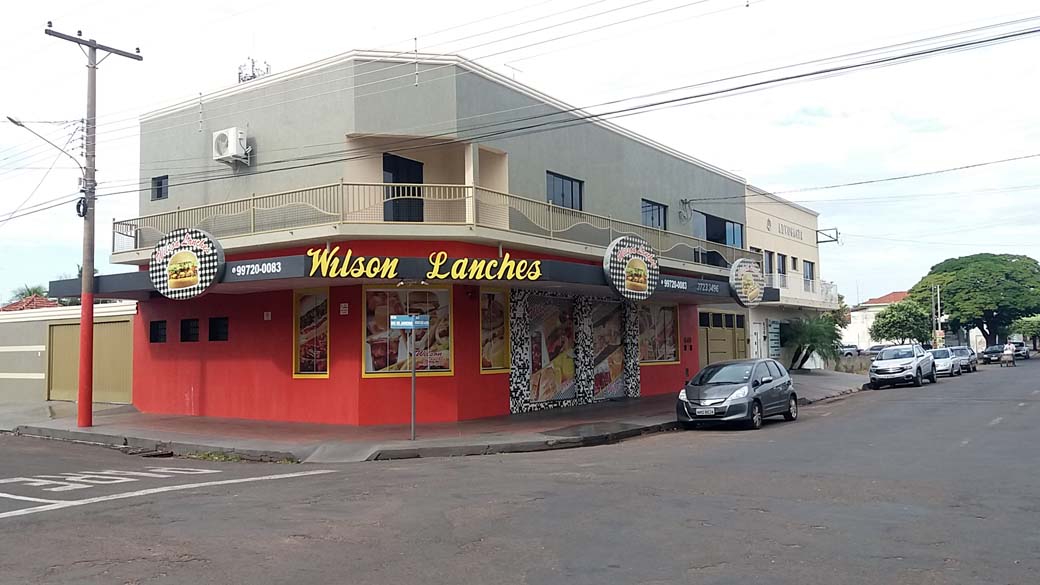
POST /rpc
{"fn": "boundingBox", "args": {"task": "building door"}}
[751,321,763,358]
[383,153,424,222]
[48,320,133,404]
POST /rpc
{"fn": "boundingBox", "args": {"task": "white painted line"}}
[0,492,63,504]
[1033,390,1040,396]
[0,345,45,353]
[0,373,45,380]
[960,439,971,446]
[820,412,832,417]
[1018,403,1027,407]
[0,469,336,520]
[988,417,1003,427]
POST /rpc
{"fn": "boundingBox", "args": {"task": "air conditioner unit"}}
[212,127,249,164]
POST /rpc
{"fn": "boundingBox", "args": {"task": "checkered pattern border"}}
[603,235,660,301]
[148,228,225,300]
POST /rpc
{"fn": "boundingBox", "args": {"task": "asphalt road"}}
[1,361,1038,584]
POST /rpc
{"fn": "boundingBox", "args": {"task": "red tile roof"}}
[1,294,60,311]
[862,291,908,306]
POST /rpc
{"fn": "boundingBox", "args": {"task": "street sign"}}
[390,314,430,330]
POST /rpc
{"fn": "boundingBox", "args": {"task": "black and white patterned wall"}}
[622,300,641,398]
[508,289,532,414]
[573,297,594,404]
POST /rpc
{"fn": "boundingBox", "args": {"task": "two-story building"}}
[51,51,789,426]
[741,185,839,367]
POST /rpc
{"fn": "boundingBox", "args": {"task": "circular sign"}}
[603,235,660,301]
[729,258,765,308]
[149,228,225,300]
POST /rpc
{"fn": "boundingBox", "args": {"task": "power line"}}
[0,130,77,230]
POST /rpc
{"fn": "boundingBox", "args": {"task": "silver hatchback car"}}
[677,358,798,430]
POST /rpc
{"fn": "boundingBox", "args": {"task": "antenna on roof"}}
[238,57,271,84]
[504,63,523,80]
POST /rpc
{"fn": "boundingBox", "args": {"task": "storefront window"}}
[364,288,451,374]
[294,289,329,377]
[591,301,625,399]
[480,289,508,371]
[529,296,577,402]
[638,304,679,363]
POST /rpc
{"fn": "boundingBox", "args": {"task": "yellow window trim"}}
[479,287,511,373]
[292,287,330,378]
[360,284,455,377]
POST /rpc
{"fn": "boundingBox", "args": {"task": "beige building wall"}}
[745,188,821,279]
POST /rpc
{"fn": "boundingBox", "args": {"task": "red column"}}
[77,293,94,427]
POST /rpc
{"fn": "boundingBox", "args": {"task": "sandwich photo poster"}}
[480,290,508,370]
[529,297,576,403]
[365,288,451,374]
[638,304,679,363]
[591,301,625,400]
[295,290,329,375]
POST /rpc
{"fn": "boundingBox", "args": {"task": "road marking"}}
[0,493,64,504]
[960,439,971,446]
[1018,403,1027,407]
[0,467,222,493]
[987,417,1003,427]
[820,412,832,417]
[0,469,336,520]
[1032,390,1040,396]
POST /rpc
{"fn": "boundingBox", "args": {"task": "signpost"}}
[391,314,430,440]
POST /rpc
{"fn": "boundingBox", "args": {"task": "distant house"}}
[842,291,908,348]
[1,295,59,312]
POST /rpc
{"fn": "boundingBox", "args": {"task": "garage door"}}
[48,320,133,403]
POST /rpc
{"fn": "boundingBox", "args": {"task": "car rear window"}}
[766,360,782,379]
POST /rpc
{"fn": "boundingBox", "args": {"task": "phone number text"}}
[230,262,283,277]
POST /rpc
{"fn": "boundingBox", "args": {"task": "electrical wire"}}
[0,130,77,230]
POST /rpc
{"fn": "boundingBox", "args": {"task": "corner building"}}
[66,51,783,425]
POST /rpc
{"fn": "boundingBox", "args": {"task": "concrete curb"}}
[796,385,864,406]
[13,425,300,463]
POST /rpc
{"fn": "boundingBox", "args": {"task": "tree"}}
[1011,315,1040,350]
[10,284,47,302]
[779,316,842,370]
[908,254,1040,347]
[869,301,931,345]
[827,294,851,329]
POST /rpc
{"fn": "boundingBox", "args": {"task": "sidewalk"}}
[3,370,863,463]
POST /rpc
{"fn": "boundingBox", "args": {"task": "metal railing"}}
[762,273,838,306]
[113,182,757,268]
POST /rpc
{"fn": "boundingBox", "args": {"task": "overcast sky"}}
[2,0,1038,305]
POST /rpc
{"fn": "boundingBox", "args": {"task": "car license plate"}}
[695,408,715,416]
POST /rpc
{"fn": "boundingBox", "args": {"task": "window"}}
[724,314,735,328]
[151,175,169,201]
[295,290,329,376]
[180,319,199,342]
[803,260,816,281]
[480,290,508,371]
[697,210,744,248]
[763,250,775,275]
[209,317,229,341]
[690,211,707,240]
[773,360,789,378]
[725,221,744,248]
[711,313,723,328]
[637,304,678,363]
[752,363,769,384]
[699,312,710,327]
[641,199,667,230]
[736,315,746,328]
[546,171,583,210]
[791,257,799,271]
[365,288,451,374]
[766,360,782,379]
[149,320,167,343]
[777,254,788,274]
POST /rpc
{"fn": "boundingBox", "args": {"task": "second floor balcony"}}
[111,182,758,274]
[764,273,839,310]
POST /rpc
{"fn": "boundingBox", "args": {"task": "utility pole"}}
[44,23,142,428]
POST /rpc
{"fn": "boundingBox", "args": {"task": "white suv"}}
[869,344,937,389]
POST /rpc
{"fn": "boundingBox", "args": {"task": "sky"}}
[1,0,1038,305]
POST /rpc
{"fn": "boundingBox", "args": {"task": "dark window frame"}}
[640,199,667,230]
[546,171,584,210]
[151,175,169,201]
[180,318,200,343]
[699,312,710,327]
[149,320,167,343]
[765,360,782,379]
[208,317,229,342]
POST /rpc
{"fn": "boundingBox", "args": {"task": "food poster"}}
[365,289,451,373]
[591,302,625,400]
[480,290,508,370]
[529,296,577,402]
[638,304,678,363]
[296,291,329,374]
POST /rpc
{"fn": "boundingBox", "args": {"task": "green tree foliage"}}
[869,301,932,345]
[908,254,1040,347]
[9,284,47,302]
[1011,315,1040,350]
[779,316,842,370]
[827,294,851,329]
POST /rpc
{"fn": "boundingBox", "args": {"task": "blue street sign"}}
[390,314,430,330]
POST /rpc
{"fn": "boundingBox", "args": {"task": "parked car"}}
[869,344,937,389]
[949,346,978,373]
[866,344,892,357]
[928,348,962,377]
[677,358,797,430]
[980,345,1004,364]
[1011,341,1031,360]
[841,345,862,357]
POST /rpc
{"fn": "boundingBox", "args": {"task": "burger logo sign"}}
[729,258,765,308]
[149,228,225,300]
[604,235,660,301]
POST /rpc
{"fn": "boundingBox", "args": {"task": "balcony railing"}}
[112,182,757,268]
[763,273,838,306]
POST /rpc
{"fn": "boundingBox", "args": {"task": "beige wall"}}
[478,148,509,192]
[745,190,821,279]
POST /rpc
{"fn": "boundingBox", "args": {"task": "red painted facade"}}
[131,239,701,426]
